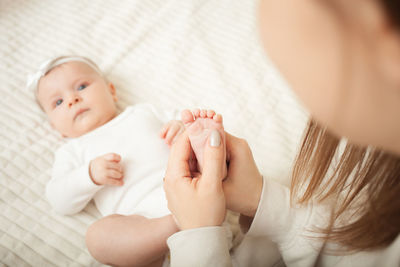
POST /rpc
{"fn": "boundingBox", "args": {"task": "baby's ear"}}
[109,83,118,102]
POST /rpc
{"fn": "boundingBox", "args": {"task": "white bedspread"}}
[0,0,308,266]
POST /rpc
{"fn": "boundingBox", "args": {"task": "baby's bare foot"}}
[181,109,227,178]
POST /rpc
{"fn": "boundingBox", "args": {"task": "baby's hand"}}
[89,153,124,186]
[159,120,185,146]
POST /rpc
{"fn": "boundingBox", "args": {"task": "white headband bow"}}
[26,56,102,95]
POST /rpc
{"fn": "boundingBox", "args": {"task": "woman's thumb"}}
[202,129,225,183]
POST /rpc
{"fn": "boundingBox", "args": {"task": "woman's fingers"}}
[166,131,192,182]
[165,125,180,144]
[201,130,225,185]
[172,127,185,144]
[225,132,243,160]
[164,129,227,230]
[159,122,170,138]
[223,132,263,217]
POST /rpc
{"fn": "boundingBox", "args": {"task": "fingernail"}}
[210,130,221,147]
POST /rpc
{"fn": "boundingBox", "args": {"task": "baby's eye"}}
[55,99,63,106]
[77,84,87,91]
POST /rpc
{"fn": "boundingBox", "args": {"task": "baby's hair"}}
[27,56,105,109]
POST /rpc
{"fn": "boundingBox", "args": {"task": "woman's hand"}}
[163,130,226,230]
[223,133,263,217]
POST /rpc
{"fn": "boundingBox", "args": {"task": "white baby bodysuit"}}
[46,103,179,218]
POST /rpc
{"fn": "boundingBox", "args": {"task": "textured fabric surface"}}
[0,0,308,266]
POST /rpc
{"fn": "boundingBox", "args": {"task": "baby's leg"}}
[181,109,227,177]
[86,214,178,267]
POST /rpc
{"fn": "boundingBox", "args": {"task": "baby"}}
[29,56,229,267]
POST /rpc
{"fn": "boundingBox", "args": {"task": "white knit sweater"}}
[167,176,400,267]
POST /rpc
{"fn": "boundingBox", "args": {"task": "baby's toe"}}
[207,110,215,118]
[193,108,201,118]
[200,109,207,118]
[213,114,223,124]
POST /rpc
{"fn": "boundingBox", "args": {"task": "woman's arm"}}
[222,133,324,266]
[163,131,232,266]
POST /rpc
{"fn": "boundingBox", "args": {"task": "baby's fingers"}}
[165,126,180,145]
[107,161,123,173]
[104,153,121,163]
[105,177,124,186]
[159,122,171,138]
[104,169,124,186]
[107,169,123,180]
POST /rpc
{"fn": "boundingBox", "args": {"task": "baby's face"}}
[37,61,118,138]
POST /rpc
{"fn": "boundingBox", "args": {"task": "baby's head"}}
[29,56,118,138]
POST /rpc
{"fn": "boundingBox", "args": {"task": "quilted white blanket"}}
[0,0,308,266]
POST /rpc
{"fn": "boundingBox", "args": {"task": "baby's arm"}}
[46,146,100,215]
[46,145,123,215]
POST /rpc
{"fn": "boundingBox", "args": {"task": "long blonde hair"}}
[291,119,400,251]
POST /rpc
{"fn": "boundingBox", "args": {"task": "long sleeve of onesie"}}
[46,143,103,215]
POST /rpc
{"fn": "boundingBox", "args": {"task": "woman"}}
[163,0,400,266]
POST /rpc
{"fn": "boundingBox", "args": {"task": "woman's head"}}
[259,0,400,155]
[258,0,400,251]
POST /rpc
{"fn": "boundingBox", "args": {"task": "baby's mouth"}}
[74,108,89,121]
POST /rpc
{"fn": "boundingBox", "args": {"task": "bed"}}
[0,0,308,266]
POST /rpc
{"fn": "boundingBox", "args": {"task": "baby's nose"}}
[68,97,80,108]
